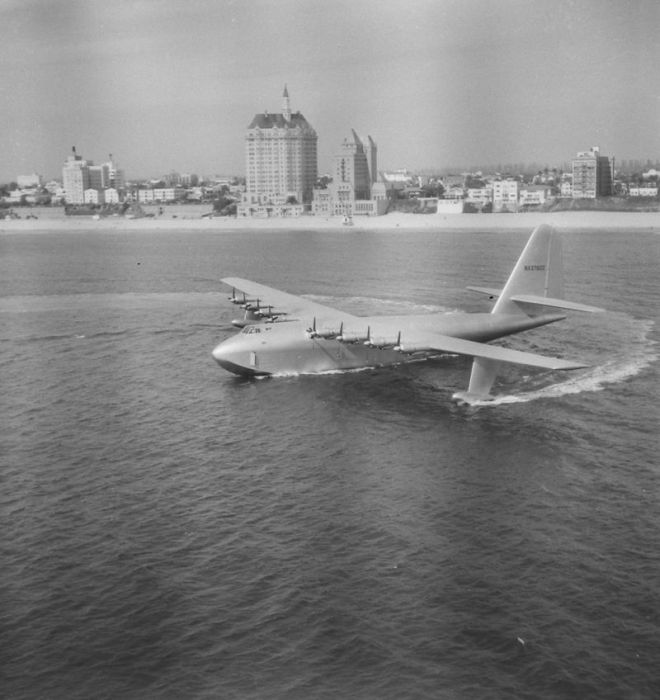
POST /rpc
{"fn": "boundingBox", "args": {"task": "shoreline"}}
[1,208,658,233]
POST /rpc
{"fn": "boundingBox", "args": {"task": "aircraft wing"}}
[222,277,359,323]
[397,332,587,370]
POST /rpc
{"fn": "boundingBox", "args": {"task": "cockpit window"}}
[241,326,261,334]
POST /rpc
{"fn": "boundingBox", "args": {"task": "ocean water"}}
[1,226,658,699]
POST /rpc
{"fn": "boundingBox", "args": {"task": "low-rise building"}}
[17,173,42,189]
[138,187,186,203]
[84,188,104,205]
[560,178,573,198]
[519,184,553,207]
[153,187,186,202]
[237,192,304,217]
[444,185,465,200]
[629,184,658,197]
[436,199,464,214]
[492,179,519,212]
[138,189,155,204]
[465,186,492,205]
[104,188,120,204]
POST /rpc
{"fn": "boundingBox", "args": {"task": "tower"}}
[243,86,318,209]
[572,146,612,199]
[282,84,291,122]
[62,146,91,204]
[334,130,371,200]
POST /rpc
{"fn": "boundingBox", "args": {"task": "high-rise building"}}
[572,146,612,198]
[241,86,317,214]
[62,148,91,204]
[334,130,372,201]
[105,155,125,191]
[312,131,387,217]
[62,149,125,204]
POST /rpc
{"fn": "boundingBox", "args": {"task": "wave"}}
[305,294,452,315]
[470,318,657,406]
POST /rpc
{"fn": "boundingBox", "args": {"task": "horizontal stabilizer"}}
[468,288,604,313]
[510,294,605,313]
[399,333,588,371]
[467,286,501,298]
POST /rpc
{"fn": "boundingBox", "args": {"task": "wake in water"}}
[236,295,658,408]
[305,294,455,315]
[470,317,657,407]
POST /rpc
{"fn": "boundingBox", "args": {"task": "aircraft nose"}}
[212,343,227,363]
[211,340,247,375]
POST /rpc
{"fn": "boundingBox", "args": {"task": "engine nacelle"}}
[338,328,370,343]
[308,318,343,339]
[256,306,287,320]
[313,327,343,339]
[367,331,401,349]
[394,343,429,354]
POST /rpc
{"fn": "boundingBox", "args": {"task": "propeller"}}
[368,330,402,349]
[243,298,261,311]
[308,318,345,339]
[338,325,370,343]
[307,317,317,337]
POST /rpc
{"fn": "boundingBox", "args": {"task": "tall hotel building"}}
[62,148,90,204]
[572,146,612,198]
[239,86,318,216]
[312,130,387,217]
[62,148,125,205]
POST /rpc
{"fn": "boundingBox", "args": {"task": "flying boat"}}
[211,224,604,402]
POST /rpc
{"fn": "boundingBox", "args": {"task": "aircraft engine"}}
[338,327,370,343]
[367,331,402,349]
[394,342,430,354]
[308,318,344,339]
[256,305,286,320]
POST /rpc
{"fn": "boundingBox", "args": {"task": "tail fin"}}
[492,224,563,316]
[463,224,600,402]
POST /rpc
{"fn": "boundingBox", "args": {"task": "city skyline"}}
[2,0,659,182]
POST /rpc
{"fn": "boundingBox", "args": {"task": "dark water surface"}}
[1,227,659,699]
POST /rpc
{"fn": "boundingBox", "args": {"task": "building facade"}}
[519,184,552,207]
[492,179,519,212]
[62,149,125,205]
[62,149,90,204]
[572,146,612,198]
[312,130,387,217]
[238,86,318,216]
[17,173,42,189]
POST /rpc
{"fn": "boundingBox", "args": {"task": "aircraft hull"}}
[211,312,562,377]
[213,322,406,376]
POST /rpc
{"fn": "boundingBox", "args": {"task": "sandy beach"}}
[1,205,659,233]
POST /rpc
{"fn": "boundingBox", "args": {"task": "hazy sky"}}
[2,0,659,181]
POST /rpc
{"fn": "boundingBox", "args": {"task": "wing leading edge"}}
[397,332,587,371]
[222,277,358,324]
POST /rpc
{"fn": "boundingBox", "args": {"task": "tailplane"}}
[459,225,603,402]
[468,224,604,316]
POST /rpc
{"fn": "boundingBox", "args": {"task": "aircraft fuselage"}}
[211,311,563,376]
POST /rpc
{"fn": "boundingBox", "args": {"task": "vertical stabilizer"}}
[462,225,563,400]
[492,224,563,316]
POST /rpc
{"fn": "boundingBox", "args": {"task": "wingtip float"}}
[213,224,604,403]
